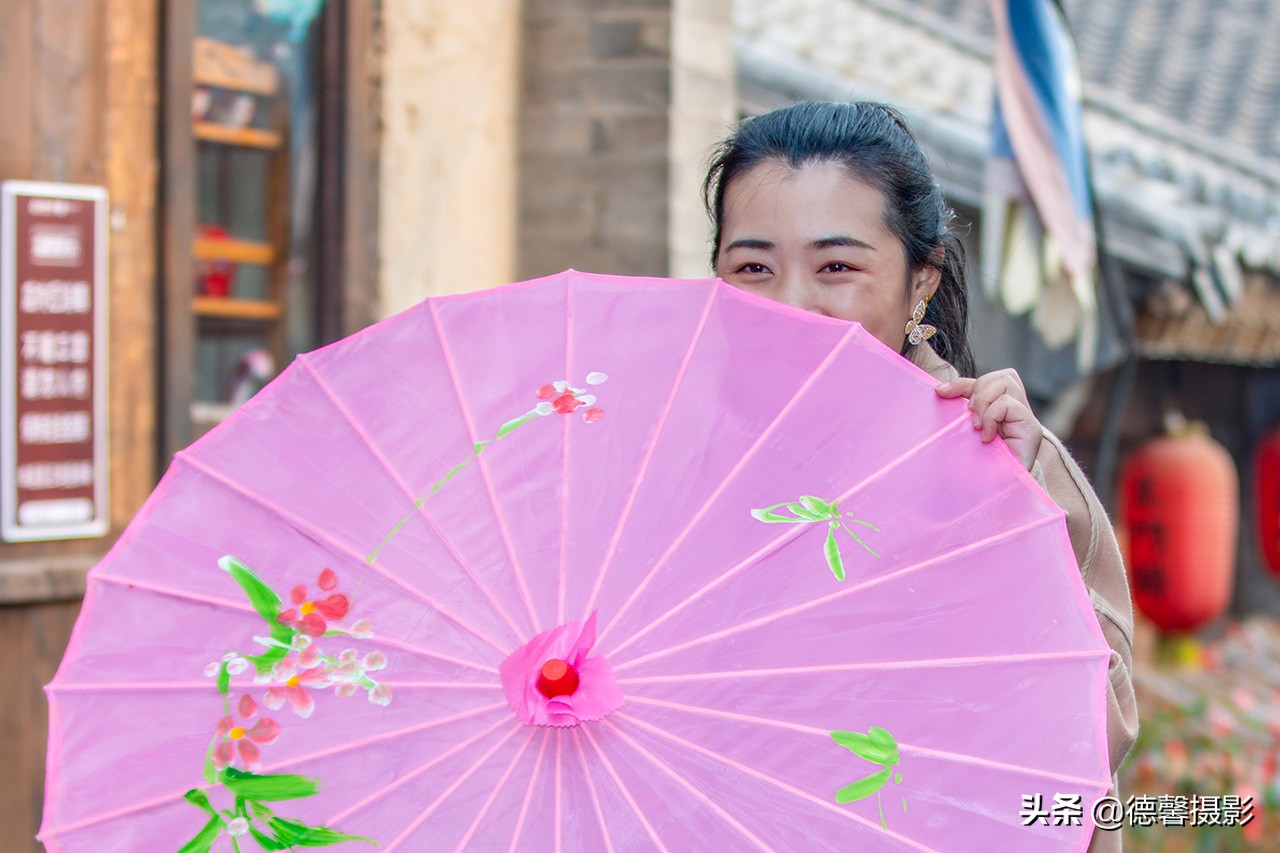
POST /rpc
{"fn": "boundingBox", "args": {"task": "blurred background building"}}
[2,0,1279,847]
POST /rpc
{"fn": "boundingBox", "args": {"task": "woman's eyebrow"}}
[723,238,774,252]
[811,235,875,252]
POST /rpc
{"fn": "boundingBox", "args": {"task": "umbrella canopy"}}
[41,271,1113,851]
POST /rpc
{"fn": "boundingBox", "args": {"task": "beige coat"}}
[916,346,1140,851]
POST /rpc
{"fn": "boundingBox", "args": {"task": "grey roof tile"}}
[879,0,1280,166]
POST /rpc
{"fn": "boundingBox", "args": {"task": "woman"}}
[705,100,1138,850]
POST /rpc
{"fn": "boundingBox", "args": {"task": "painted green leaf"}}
[266,816,375,847]
[219,557,283,625]
[835,768,892,803]
[868,726,899,756]
[203,740,218,786]
[248,824,290,851]
[248,800,277,822]
[177,816,224,853]
[799,495,834,516]
[824,524,845,581]
[843,516,879,530]
[750,504,803,523]
[839,520,881,558]
[830,730,896,766]
[221,768,320,802]
[215,660,231,695]
[244,644,290,676]
[787,502,825,521]
[496,414,533,439]
[184,788,217,816]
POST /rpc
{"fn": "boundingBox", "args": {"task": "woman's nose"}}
[776,275,827,317]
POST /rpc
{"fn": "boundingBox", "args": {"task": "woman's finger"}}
[968,369,1029,419]
[934,378,976,399]
[977,394,1042,468]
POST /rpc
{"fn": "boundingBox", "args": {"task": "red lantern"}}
[1119,423,1238,632]
[1256,426,1280,577]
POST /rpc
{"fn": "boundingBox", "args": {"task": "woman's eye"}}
[820,261,858,273]
[734,263,771,275]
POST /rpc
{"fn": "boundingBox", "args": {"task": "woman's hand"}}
[935,369,1043,471]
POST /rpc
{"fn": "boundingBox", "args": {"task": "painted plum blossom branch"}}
[365,372,608,564]
[182,557,388,851]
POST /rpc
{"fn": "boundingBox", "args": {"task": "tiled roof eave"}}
[734,0,1280,257]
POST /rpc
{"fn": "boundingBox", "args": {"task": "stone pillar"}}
[518,0,735,280]
[378,0,521,314]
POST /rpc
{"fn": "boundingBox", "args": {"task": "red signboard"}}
[2,181,108,541]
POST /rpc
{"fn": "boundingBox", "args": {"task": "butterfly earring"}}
[905,295,937,346]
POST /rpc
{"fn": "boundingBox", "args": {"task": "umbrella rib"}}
[579,285,720,623]
[613,712,937,852]
[559,281,573,626]
[626,696,1110,790]
[93,571,249,613]
[509,729,552,853]
[453,728,538,852]
[92,571,499,676]
[173,453,511,663]
[428,299,543,636]
[47,680,499,692]
[571,729,616,853]
[601,409,974,657]
[594,323,858,650]
[612,511,1060,672]
[555,728,564,853]
[297,355,527,648]
[893,743,1110,791]
[272,702,511,777]
[616,650,1107,683]
[327,715,515,826]
[579,724,670,852]
[38,702,510,840]
[600,719,776,852]
[384,722,525,852]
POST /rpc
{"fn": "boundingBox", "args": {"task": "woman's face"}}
[714,159,939,352]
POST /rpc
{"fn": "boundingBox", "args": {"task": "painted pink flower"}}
[534,377,604,421]
[213,694,280,771]
[264,648,329,718]
[277,567,349,637]
[552,393,584,414]
[329,649,392,705]
[500,611,623,727]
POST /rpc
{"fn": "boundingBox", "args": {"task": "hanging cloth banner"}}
[984,0,1098,369]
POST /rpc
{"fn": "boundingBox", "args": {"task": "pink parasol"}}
[41,271,1113,850]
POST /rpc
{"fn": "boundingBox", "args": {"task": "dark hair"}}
[703,100,975,377]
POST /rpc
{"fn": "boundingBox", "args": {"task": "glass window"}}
[190,0,326,424]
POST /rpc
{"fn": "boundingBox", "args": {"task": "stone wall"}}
[519,0,734,280]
